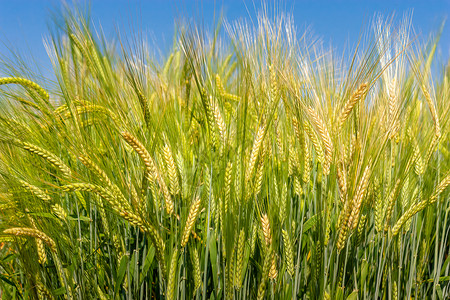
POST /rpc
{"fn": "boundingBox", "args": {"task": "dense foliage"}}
[0,9,450,300]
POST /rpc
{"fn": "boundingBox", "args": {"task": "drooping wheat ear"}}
[20,142,71,178]
[303,121,325,165]
[234,229,245,288]
[167,248,178,300]
[181,197,202,248]
[247,124,265,181]
[163,144,180,196]
[70,104,120,125]
[336,162,347,205]
[282,229,294,277]
[306,106,333,174]
[347,165,371,230]
[4,227,56,252]
[18,179,52,202]
[63,183,128,213]
[392,173,450,235]
[0,77,49,101]
[121,132,173,214]
[383,179,402,231]
[336,83,368,131]
[191,247,202,291]
[52,204,68,221]
[261,213,272,247]
[78,155,127,203]
[36,238,47,265]
[224,162,233,213]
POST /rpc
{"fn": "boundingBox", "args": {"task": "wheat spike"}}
[191,247,202,291]
[247,124,265,181]
[181,197,202,248]
[0,77,49,101]
[306,106,333,174]
[336,82,368,130]
[392,173,450,235]
[261,213,272,247]
[121,132,174,214]
[163,144,180,196]
[347,165,371,230]
[234,229,246,288]
[282,229,294,276]
[20,142,71,178]
[304,121,325,165]
[383,179,401,231]
[4,227,56,252]
[167,249,178,300]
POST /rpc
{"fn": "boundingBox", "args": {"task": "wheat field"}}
[0,8,449,300]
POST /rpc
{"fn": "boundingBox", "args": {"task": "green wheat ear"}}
[0,77,49,101]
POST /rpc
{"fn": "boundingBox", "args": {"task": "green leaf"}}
[139,246,155,286]
[346,290,358,300]
[114,254,129,296]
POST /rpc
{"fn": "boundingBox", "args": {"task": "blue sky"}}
[0,0,449,78]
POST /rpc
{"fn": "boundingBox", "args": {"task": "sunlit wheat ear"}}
[162,144,180,196]
[246,124,265,183]
[4,227,56,252]
[304,121,324,165]
[18,179,52,202]
[181,197,202,248]
[421,84,440,138]
[212,101,226,146]
[234,229,245,288]
[18,142,72,178]
[0,77,49,101]
[305,106,333,174]
[224,162,233,213]
[269,64,280,102]
[282,229,294,277]
[347,165,371,230]
[388,79,400,139]
[188,247,201,293]
[167,249,178,300]
[257,249,272,300]
[336,162,347,205]
[121,132,174,214]
[392,173,450,235]
[260,213,272,247]
[336,82,368,131]
[383,179,401,231]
